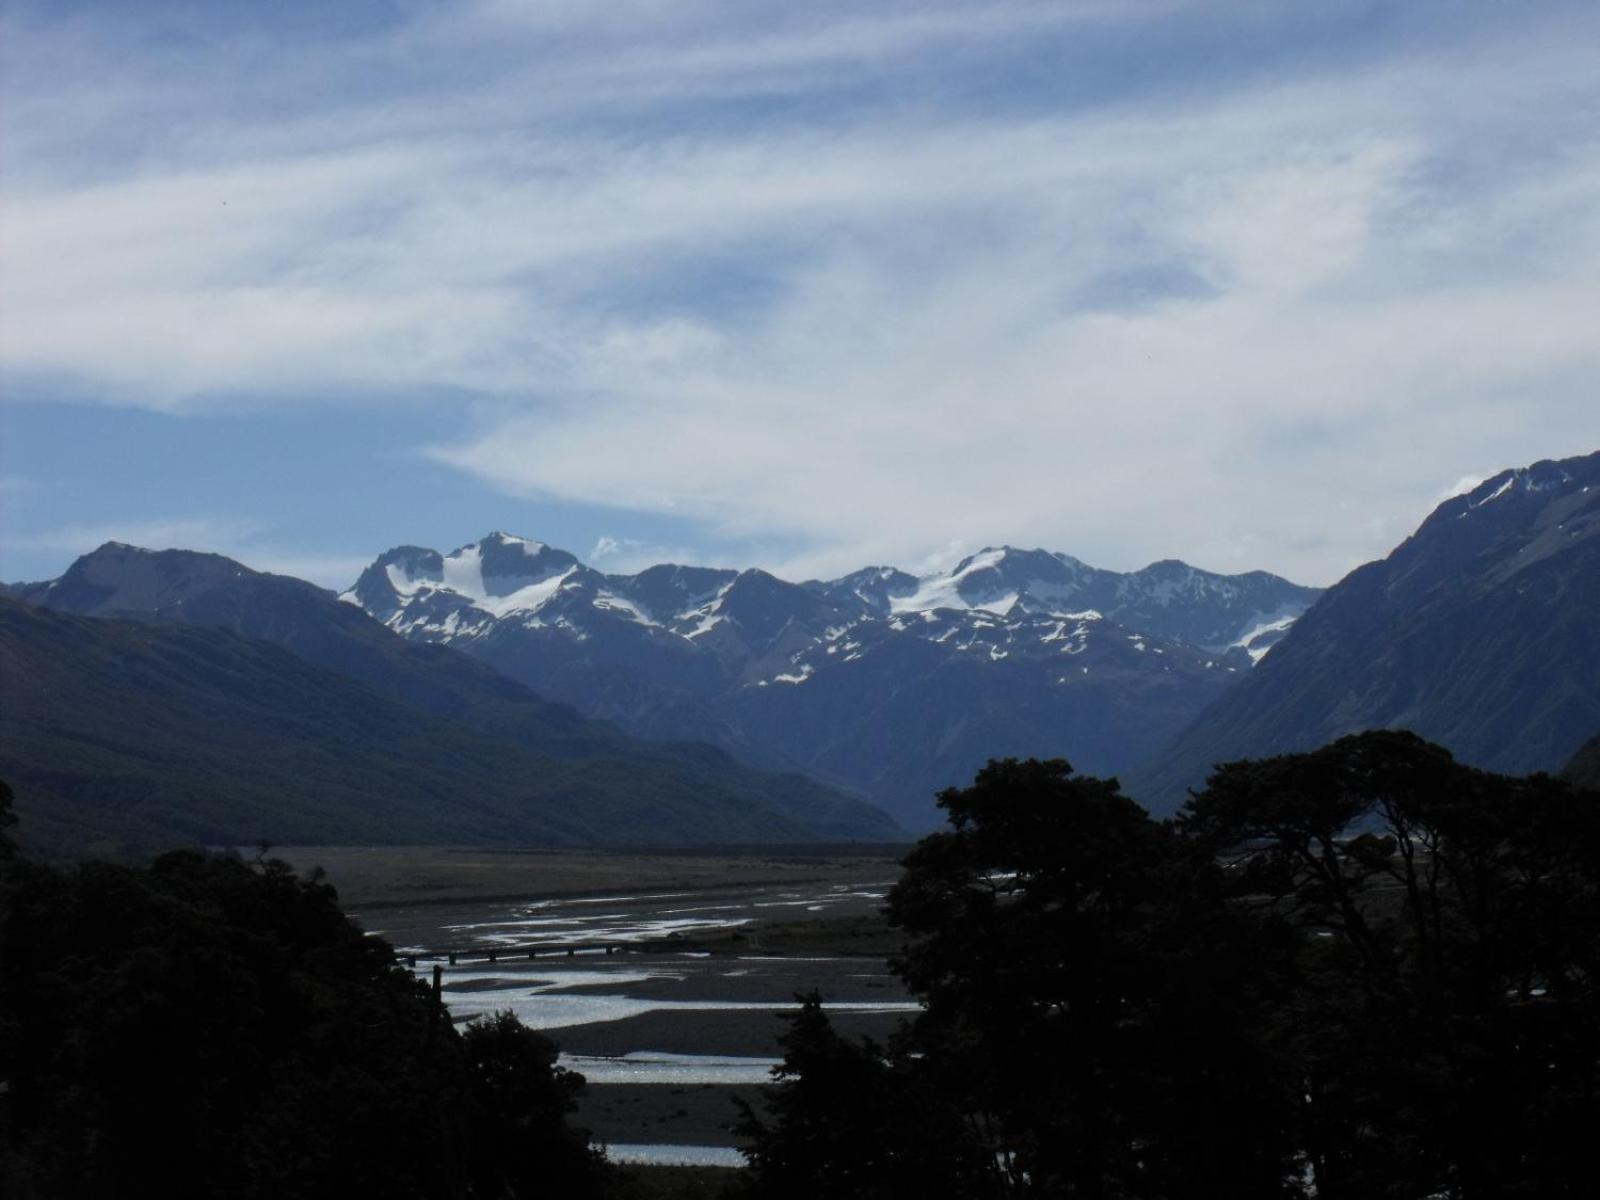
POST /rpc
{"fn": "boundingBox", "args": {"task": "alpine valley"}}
[6,449,1595,848]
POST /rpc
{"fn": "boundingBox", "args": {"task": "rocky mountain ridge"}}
[344,536,1320,827]
[1132,451,1600,808]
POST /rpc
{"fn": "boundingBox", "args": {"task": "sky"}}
[2,0,1598,591]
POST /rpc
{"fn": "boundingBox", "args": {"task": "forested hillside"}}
[0,599,887,858]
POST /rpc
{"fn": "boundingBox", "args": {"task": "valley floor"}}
[282,845,913,1168]
[272,843,909,909]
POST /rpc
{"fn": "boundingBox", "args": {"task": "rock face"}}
[8,547,901,852]
[346,534,1319,829]
[1133,451,1600,812]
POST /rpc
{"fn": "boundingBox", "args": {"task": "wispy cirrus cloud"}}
[2,1,1598,585]
[588,534,712,575]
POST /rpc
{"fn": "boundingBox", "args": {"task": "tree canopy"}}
[744,735,1600,1199]
[0,825,606,1199]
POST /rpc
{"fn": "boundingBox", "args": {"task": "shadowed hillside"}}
[0,598,892,858]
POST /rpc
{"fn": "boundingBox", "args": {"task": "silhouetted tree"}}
[887,758,1300,1199]
[1182,731,1600,1199]
[737,993,989,1200]
[462,1010,604,1198]
[748,742,1599,1199]
[0,799,605,1199]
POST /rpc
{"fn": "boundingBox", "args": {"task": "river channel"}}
[355,864,915,1167]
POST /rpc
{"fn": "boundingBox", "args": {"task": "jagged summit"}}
[345,533,1317,656]
[1442,459,1584,517]
[348,534,584,622]
[29,542,278,616]
[334,533,1320,828]
[807,566,920,615]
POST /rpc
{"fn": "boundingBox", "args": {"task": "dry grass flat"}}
[607,1164,744,1199]
[581,1082,763,1146]
[270,844,908,908]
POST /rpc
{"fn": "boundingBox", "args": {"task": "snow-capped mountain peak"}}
[349,535,1320,660]
[346,533,583,623]
[881,547,1089,618]
[849,546,1313,651]
[807,566,919,615]
[341,533,1325,829]
[1454,461,1576,516]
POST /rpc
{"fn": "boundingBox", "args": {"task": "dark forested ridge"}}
[17,541,622,756]
[0,789,606,1199]
[742,738,1600,1199]
[13,544,897,848]
[0,597,894,859]
[1132,451,1600,810]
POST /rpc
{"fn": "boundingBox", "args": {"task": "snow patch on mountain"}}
[458,561,576,619]
[593,592,659,626]
[891,548,1010,613]
[1455,462,1580,519]
[384,563,428,596]
[684,612,724,639]
[1230,612,1300,664]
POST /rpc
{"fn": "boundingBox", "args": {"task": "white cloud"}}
[422,83,1600,581]
[3,2,1598,584]
[588,535,712,574]
[589,535,630,561]
[1435,474,1489,504]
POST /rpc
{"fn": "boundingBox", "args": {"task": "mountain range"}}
[5,448,1594,849]
[0,547,899,856]
[344,537,1320,828]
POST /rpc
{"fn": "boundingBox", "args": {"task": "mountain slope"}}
[1132,451,1600,810]
[0,599,854,857]
[12,546,901,847]
[346,533,1318,828]
[725,608,1239,825]
[26,541,619,755]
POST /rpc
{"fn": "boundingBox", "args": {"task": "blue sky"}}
[3,0,1598,589]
